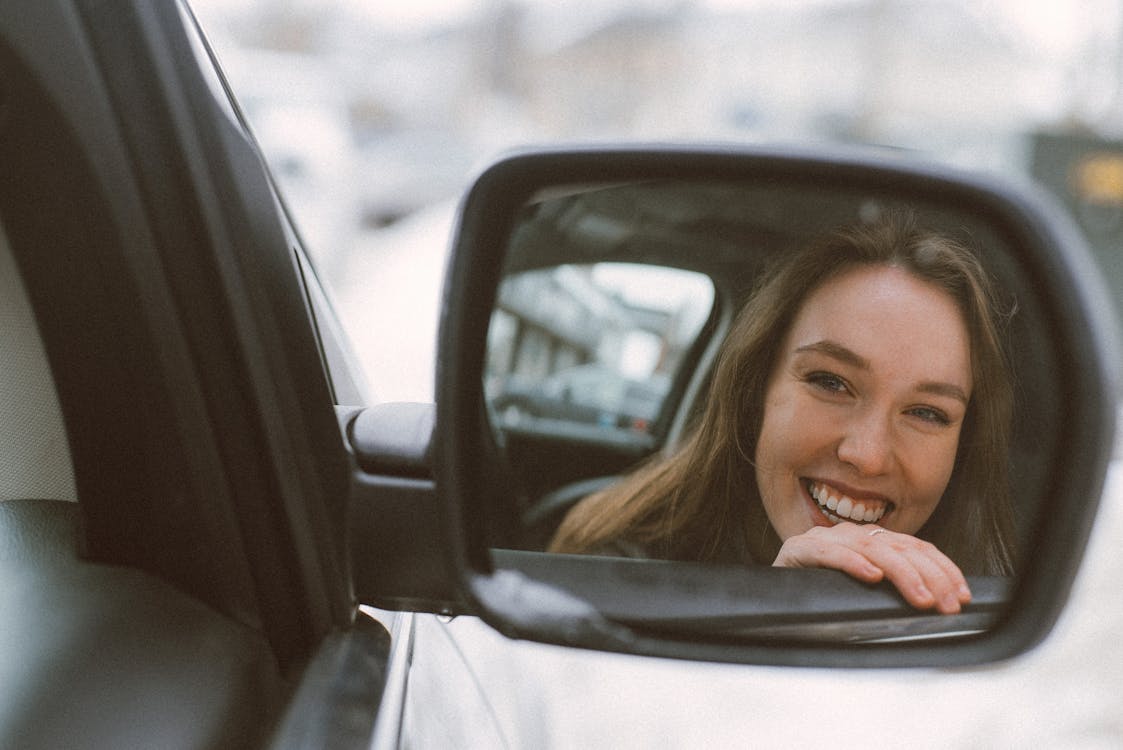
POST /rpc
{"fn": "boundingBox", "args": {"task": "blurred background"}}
[190,0,1123,403]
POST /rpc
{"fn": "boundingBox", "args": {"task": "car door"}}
[0,2,401,747]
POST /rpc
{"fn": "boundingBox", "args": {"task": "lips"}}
[806,480,892,525]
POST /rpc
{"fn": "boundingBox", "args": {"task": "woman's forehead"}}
[785,265,973,392]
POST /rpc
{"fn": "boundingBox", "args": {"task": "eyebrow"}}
[795,340,867,369]
[793,340,970,405]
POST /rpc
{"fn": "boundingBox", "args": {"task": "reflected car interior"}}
[486,179,1063,562]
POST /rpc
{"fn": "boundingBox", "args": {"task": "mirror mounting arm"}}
[340,404,467,614]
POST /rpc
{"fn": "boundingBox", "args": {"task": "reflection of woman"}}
[549,216,1016,613]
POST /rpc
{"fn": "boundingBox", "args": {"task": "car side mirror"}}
[352,145,1119,668]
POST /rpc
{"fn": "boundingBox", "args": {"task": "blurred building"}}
[198,0,1117,235]
[192,0,1123,345]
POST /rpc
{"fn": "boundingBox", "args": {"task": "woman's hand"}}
[772,523,971,614]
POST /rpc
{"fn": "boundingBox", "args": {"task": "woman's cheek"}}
[754,386,833,541]
[892,431,962,534]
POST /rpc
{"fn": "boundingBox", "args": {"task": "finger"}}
[808,520,938,610]
[774,525,969,614]
[927,544,972,604]
[881,546,958,613]
[773,531,884,584]
[859,531,967,613]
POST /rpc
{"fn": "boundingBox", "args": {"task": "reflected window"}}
[486,262,714,437]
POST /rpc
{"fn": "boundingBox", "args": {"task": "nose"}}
[836,407,894,476]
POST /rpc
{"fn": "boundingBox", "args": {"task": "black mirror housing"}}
[384,145,1119,667]
[342,403,463,613]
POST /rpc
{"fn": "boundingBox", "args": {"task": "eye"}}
[805,371,850,395]
[906,405,951,426]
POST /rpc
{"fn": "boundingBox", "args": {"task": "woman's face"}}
[754,264,973,540]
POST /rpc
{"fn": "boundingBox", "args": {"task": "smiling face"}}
[754,263,973,541]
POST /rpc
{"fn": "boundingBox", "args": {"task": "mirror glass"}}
[480,177,1062,644]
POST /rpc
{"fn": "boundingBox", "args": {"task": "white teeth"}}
[809,482,888,524]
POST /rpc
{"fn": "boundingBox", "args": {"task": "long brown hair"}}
[549,216,1017,575]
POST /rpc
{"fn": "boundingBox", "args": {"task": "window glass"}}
[0,223,76,502]
[486,263,714,437]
